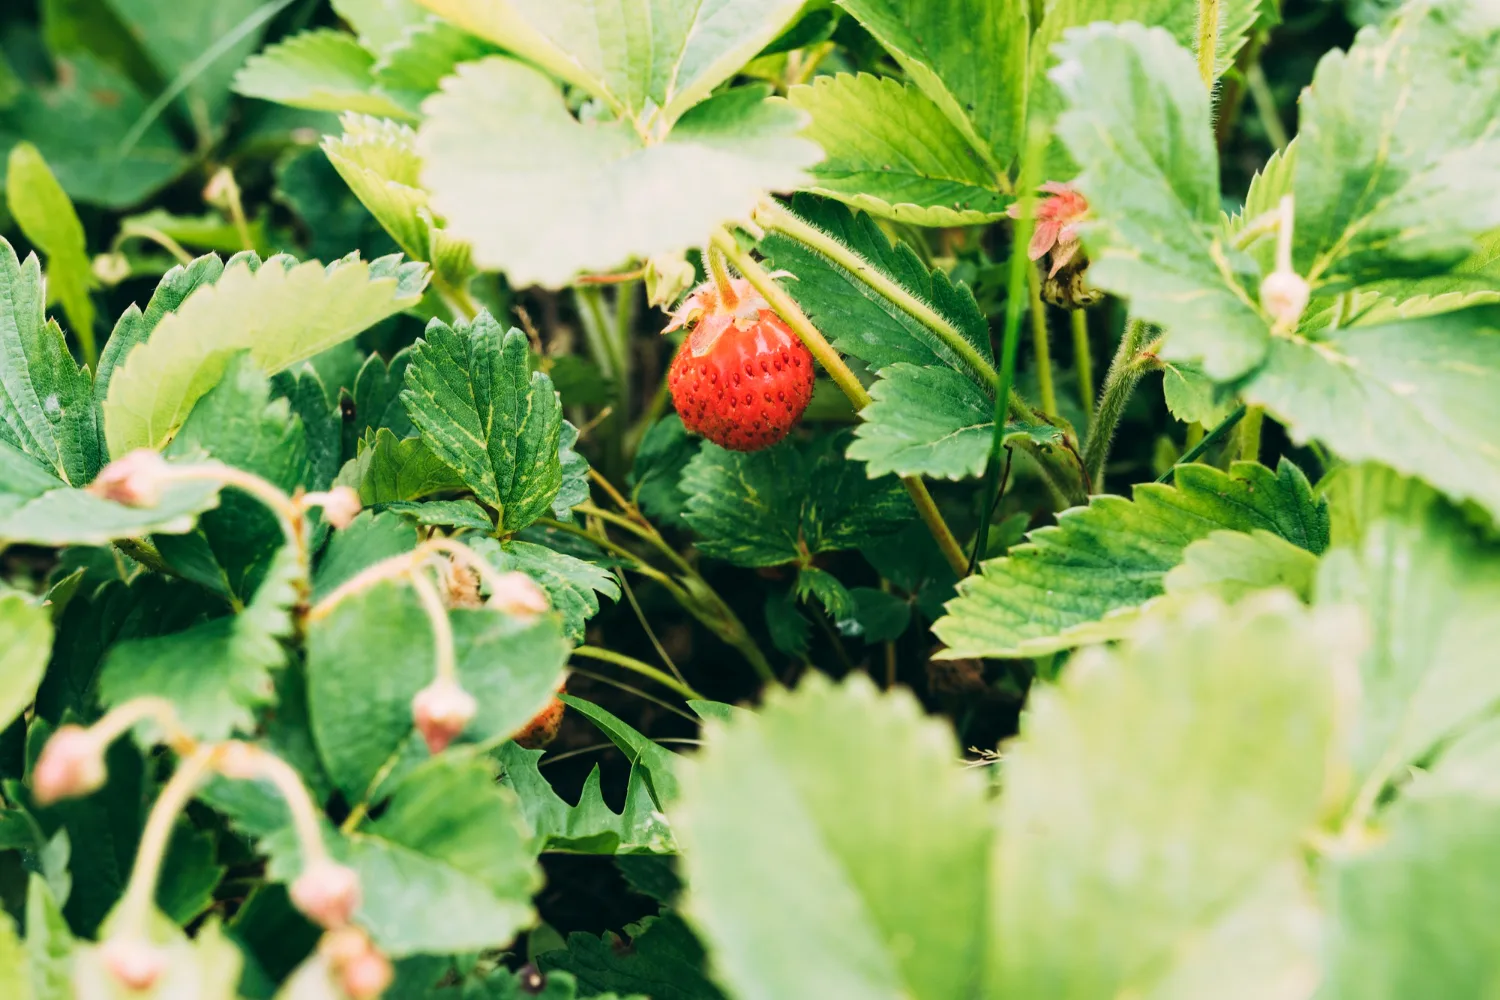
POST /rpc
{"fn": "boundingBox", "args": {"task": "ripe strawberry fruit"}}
[665,276,814,452]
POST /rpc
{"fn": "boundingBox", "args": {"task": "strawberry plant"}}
[1,0,1499,996]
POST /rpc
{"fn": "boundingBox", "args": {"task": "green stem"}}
[114,746,217,936]
[1238,405,1265,463]
[1082,319,1156,488]
[572,645,704,701]
[1070,309,1094,424]
[1155,404,1247,483]
[1196,0,1220,92]
[714,227,970,578]
[1026,264,1057,417]
[1246,60,1290,152]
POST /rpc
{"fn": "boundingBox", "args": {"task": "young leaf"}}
[418,63,820,287]
[103,252,427,457]
[0,237,101,485]
[538,914,727,1000]
[334,427,465,505]
[834,0,1028,170]
[401,313,564,531]
[1245,306,1500,521]
[847,363,1065,480]
[416,0,806,125]
[1053,22,1270,380]
[681,434,914,568]
[933,460,1328,658]
[0,593,51,732]
[786,74,1011,226]
[6,143,95,349]
[466,537,619,644]
[231,29,415,120]
[993,594,1350,996]
[496,742,676,855]
[674,673,992,1000]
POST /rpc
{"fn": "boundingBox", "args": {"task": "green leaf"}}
[118,209,269,256]
[561,696,683,806]
[786,74,1010,226]
[0,910,26,1000]
[1053,22,1269,380]
[1161,362,1236,427]
[1163,529,1319,602]
[6,144,94,348]
[496,742,676,855]
[836,587,911,644]
[758,196,993,380]
[847,363,1066,481]
[331,0,429,51]
[467,537,618,644]
[675,673,991,1000]
[417,62,819,287]
[993,594,1347,996]
[1316,464,1500,807]
[833,0,1027,170]
[0,236,101,485]
[383,498,493,531]
[352,347,416,441]
[23,874,72,1000]
[335,427,465,505]
[1245,306,1500,521]
[681,434,914,568]
[628,415,696,526]
[794,566,853,620]
[538,914,727,1000]
[371,18,501,113]
[0,594,51,732]
[97,544,297,741]
[231,30,416,120]
[552,420,590,521]
[0,53,191,208]
[103,251,427,457]
[1293,2,1500,290]
[417,0,806,125]
[933,459,1328,658]
[401,313,563,530]
[311,509,419,602]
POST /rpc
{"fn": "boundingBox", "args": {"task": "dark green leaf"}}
[538,913,727,1000]
[629,415,697,526]
[467,537,618,644]
[496,742,676,856]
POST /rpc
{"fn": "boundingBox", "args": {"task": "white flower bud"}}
[316,486,363,530]
[486,572,549,617]
[92,252,131,287]
[32,725,107,806]
[100,936,169,992]
[1260,269,1310,328]
[411,678,477,754]
[88,449,171,508]
[291,859,363,929]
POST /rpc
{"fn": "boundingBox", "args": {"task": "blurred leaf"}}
[538,913,727,1000]
[334,427,464,505]
[993,594,1346,996]
[103,251,427,457]
[546,355,613,409]
[628,415,696,526]
[787,74,1010,226]
[675,673,991,1000]
[1054,23,1268,380]
[764,589,811,659]
[835,587,910,643]
[834,0,1027,169]
[496,742,676,855]
[5,144,94,349]
[934,460,1328,658]
[371,18,500,113]
[1163,529,1318,602]
[118,208,269,255]
[1161,362,1235,427]
[274,146,400,264]
[419,65,818,287]
[0,594,51,732]
[351,347,416,441]
[681,434,914,568]
[467,536,618,643]
[402,313,562,530]
[232,30,415,120]
[311,509,418,602]
[331,0,429,51]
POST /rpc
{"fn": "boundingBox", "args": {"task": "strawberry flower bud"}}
[100,935,169,992]
[644,250,696,308]
[88,449,171,508]
[486,572,550,617]
[1260,269,1310,328]
[314,486,363,530]
[412,678,477,754]
[32,725,107,805]
[320,928,392,1000]
[291,859,363,929]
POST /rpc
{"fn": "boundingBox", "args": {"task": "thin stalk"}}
[1026,265,1057,416]
[410,571,458,683]
[1196,0,1221,93]
[1246,60,1290,152]
[1154,404,1247,483]
[1070,309,1094,423]
[113,746,218,935]
[706,245,739,305]
[712,228,970,577]
[564,667,699,723]
[1082,319,1157,488]
[577,501,695,577]
[573,645,704,701]
[1238,405,1266,463]
[613,570,687,687]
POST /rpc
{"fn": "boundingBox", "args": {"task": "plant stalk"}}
[1071,309,1094,423]
[1026,264,1057,417]
[572,645,704,701]
[1082,319,1158,488]
[1238,405,1265,463]
[1154,404,1248,483]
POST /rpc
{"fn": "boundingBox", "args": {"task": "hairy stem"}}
[1071,309,1094,424]
[1083,319,1157,488]
[573,645,704,701]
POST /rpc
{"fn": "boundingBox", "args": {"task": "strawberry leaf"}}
[331,0,429,51]
[6,144,95,352]
[1164,529,1319,603]
[371,18,500,114]
[0,593,50,733]
[466,536,618,644]
[537,913,727,1000]
[934,459,1328,658]
[496,742,675,855]
[231,29,415,121]
[334,427,465,505]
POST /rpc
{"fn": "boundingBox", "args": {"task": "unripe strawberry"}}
[513,693,565,749]
[665,277,814,452]
[319,928,392,1000]
[291,859,363,929]
[32,725,107,805]
[100,936,168,992]
[412,678,477,754]
[487,571,549,617]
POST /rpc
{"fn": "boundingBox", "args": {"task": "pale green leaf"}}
[681,434,914,568]
[232,29,417,120]
[417,61,819,288]
[331,0,429,51]
[933,459,1328,658]
[467,536,618,643]
[371,18,500,113]
[1054,22,1269,380]
[834,0,1027,170]
[415,0,806,124]
[400,313,563,530]
[847,363,1066,481]
[0,593,51,732]
[497,742,676,855]
[675,673,992,1000]
[786,74,1009,226]
[118,208,270,256]
[334,427,465,505]
[993,594,1346,997]
[6,143,95,346]
[23,875,70,1000]
[0,910,27,1000]
[1294,1,1500,290]
[103,251,427,457]
[1245,306,1500,521]
[1161,362,1236,427]
[1164,529,1319,602]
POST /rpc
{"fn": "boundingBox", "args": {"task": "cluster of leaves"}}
[0,0,1498,997]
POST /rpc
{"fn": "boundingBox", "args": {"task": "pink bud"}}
[486,572,549,617]
[291,859,363,929]
[411,679,477,754]
[1260,270,1310,327]
[32,725,107,806]
[340,947,393,1000]
[88,449,170,508]
[100,936,168,992]
[318,487,363,530]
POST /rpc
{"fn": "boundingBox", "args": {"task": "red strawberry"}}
[664,276,815,452]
